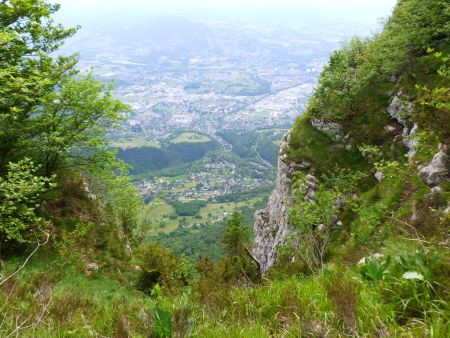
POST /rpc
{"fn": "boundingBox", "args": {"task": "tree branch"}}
[0,227,53,287]
[244,247,262,278]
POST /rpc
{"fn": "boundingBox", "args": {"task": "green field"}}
[140,198,261,236]
[184,75,271,96]
[111,138,160,149]
[171,132,211,144]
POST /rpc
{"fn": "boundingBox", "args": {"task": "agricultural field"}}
[110,138,161,149]
[184,75,271,96]
[139,197,263,236]
[170,132,211,144]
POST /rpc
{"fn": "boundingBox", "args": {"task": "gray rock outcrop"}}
[418,145,449,187]
[253,135,296,273]
[253,133,316,273]
[310,118,342,134]
[86,263,99,271]
[387,94,417,161]
[310,118,346,142]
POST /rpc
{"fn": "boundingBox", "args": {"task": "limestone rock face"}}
[387,95,413,125]
[310,118,342,134]
[310,118,346,142]
[387,94,417,161]
[418,145,449,187]
[253,135,295,273]
[253,133,315,273]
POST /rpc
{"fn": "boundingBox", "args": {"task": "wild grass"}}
[288,115,369,177]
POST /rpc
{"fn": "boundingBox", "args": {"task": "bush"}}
[358,248,449,323]
[136,242,192,293]
[383,250,447,322]
[0,159,54,249]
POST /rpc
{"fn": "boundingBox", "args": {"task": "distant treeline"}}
[171,200,207,216]
[215,185,273,203]
[150,222,226,262]
[150,195,266,262]
[116,141,218,174]
[219,130,281,165]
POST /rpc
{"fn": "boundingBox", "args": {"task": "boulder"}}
[387,94,417,161]
[384,125,396,132]
[374,171,384,182]
[418,145,449,186]
[86,263,99,272]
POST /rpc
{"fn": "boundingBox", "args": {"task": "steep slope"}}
[253,0,450,274]
[254,133,320,272]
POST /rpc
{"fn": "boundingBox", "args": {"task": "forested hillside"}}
[0,0,448,337]
[116,140,219,174]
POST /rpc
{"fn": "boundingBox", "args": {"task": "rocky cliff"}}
[254,93,449,273]
[253,134,295,273]
[253,133,318,273]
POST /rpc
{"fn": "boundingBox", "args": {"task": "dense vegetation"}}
[117,140,219,175]
[151,222,227,261]
[149,197,265,262]
[171,200,207,217]
[0,0,448,337]
[219,129,284,165]
[279,0,450,335]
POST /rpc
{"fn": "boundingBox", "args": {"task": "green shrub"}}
[358,249,448,323]
[136,242,192,293]
[0,159,54,248]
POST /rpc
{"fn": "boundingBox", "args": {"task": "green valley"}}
[0,0,448,337]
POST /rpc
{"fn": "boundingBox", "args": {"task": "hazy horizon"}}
[53,0,398,36]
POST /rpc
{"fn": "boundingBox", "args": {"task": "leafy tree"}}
[1,1,130,177]
[0,0,78,172]
[289,175,341,272]
[289,171,364,272]
[0,1,142,260]
[310,38,369,121]
[359,0,449,81]
[35,73,129,176]
[308,0,449,127]
[415,51,450,139]
[99,173,142,240]
[0,158,54,252]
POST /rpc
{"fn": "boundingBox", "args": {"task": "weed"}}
[325,271,360,332]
